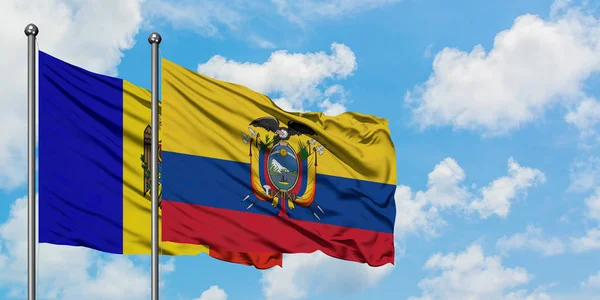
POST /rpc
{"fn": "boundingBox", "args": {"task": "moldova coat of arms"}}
[141,124,162,207]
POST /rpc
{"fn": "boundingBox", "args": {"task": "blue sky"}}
[1,0,600,299]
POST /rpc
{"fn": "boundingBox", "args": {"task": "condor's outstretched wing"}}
[250,117,280,133]
[287,120,317,137]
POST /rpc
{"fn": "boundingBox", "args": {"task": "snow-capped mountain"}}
[269,159,289,173]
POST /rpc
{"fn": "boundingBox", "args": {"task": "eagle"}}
[249,117,317,145]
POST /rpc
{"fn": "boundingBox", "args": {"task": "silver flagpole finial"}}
[148,32,162,44]
[24,23,39,36]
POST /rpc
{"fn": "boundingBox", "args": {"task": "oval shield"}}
[267,142,299,192]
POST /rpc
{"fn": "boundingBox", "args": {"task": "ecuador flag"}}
[161,58,397,266]
[38,51,282,269]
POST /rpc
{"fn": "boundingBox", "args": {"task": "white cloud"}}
[143,0,400,40]
[271,0,401,25]
[550,0,573,17]
[420,157,471,209]
[581,270,600,290]
[197,43,357,112]
[423,44,434,58]
[317,85,348,116]
[584,188,600,221]
[142,1,399,47]
[504,288,553,300]
[160,257,176,274]
[468,157,546,219]
[405,2,600,136]
[569,171,600,254]
[248,35,277,49]
[396,157,545,238]
[565,97,600,137]
[394,158,469,238]
[569,156,600,192]
[318,99,347,116]
[571,228,600,253]
[0,196,176,299]
[194,285,228,300]
[394,185,445,238]
[260,251,394,300]
[0,0,144,189]
[409,244,546,300]
[143,0,244,37]
[496,225,566,256]
[273,98,300,113]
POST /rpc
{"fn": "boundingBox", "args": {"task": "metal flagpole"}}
[24,23,39,300]
[148,32,162,300]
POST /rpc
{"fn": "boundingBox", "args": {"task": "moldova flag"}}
[160,58,397,266]
[38,51,282,269]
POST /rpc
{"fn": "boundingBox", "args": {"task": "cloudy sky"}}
[1,0,600,299]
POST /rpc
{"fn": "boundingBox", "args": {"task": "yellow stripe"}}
[162,58,396,185]
[121,80,209,255]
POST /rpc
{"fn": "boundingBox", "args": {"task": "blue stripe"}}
[163,151,396,233]
[38,51,124,254]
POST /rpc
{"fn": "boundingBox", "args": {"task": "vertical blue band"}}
[38,51,125,254]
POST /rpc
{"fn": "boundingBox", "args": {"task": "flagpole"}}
[24,23,38,300]
[148,32,162,300]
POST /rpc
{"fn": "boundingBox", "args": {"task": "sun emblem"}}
[279,149,287,156]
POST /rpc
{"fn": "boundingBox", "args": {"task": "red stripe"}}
[162,200,395,267]
[208,248,282,270]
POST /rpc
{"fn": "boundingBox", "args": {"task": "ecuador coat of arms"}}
[241,117,326,220]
